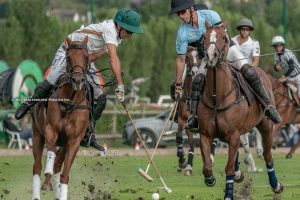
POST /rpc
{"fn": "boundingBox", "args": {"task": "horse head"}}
[65,36,89,91]
[202,21,229,68]
[186,46,201,78]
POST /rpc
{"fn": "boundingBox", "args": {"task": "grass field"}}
[0,151,299,200]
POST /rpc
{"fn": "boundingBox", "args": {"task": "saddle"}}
[230,68,254,107]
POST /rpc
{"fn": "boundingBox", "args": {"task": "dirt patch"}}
[234,178,252,200]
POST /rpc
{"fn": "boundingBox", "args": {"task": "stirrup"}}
[185,115,198,133]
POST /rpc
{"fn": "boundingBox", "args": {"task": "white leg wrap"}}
[53,172,61,199]
[210,153,215,165]
[32,174,41,200]
[59,183,68,200]
[44,151,56,175]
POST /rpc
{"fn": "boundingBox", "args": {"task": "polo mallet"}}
[121,102,172,193]
[145,101,179,174]
[164,99,179,135]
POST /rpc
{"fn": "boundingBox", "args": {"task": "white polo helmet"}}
[271,36,285,46]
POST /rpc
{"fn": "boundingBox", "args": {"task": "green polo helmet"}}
[114,8,144,34]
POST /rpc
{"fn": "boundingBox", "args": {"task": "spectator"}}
[3,114,32,146]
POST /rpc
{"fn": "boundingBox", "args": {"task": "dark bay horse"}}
[31,37,90,200]
[268,74,300,158]
[176,46,200,176]
[198,22,283,200]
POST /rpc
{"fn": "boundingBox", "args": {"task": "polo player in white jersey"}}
[232,18,263,173]
[15,8,144,152]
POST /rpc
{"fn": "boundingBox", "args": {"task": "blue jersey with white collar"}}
[176,9,222,55]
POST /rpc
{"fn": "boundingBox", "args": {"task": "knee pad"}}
[240,64,259,83]
[96,93,107,104]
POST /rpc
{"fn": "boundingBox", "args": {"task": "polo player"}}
[273,35,300,105]
[170,0,281,134]
[15,8,144,152]
[232,18,263,172]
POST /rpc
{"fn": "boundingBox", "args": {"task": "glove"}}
[115,84,125,102]
[175,86,183,101]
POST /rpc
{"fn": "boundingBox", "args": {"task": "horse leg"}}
[224,132,240,200]
[184,129,194,176]
[210,138,219,166]
[176,120,187,169]
[53,147,66,200]
[42,127,58,191]
[233,151,244,183]
[257,121,284,194]
[59,139,81,200]
[240,133,259,172]
[200,134,215,186]
[286,134,300,159]
[32,122,45,200]
[42,147,66,199]
[254,128,264,159]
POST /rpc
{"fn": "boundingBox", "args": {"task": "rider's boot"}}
[185,73,205,132]
[240,64,281,123]
[81,94,107,152]
[15,80,53,120]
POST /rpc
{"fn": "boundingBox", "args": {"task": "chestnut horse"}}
[267,74,300,158]
[198,22,283,200]
[176,46,200,176]
[31,37,90,200]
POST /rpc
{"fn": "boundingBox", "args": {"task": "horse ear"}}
[83,36,88,45]
[205,20,211,29]
[65,37,72,46]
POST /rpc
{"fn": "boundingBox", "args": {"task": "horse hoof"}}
[179,162,188,169]
[272,183,284,194]
[184,169,192,176]
[204,176,216,187]
[41,183,53,191]
[285,153,292,159]
[184,165,193,176]
[234,171,244,183]
[257,154,264,160]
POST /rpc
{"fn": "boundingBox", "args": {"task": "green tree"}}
[0,16,24,67]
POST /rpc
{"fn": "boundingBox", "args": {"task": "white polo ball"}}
[152,192,159,200]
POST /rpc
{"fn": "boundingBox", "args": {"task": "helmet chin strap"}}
[118,26,123,39]
[189,8,194,27]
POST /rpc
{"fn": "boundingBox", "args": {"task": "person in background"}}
[232,18,263,172]
[4,114,32,148]
[273,35,300,103]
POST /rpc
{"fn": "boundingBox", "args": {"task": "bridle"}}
[203,26,230,65]
[66,43,89,81]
